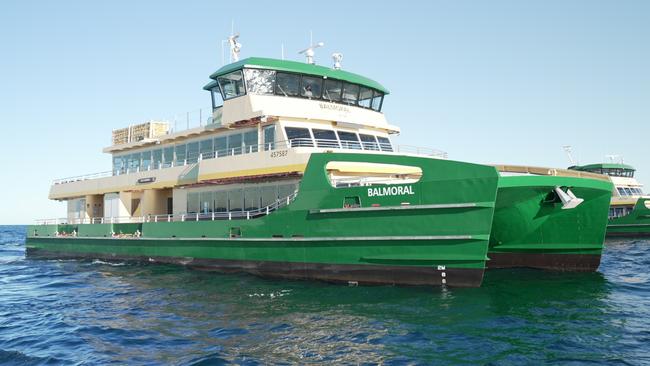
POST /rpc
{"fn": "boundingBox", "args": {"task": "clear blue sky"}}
[1,0,648,224]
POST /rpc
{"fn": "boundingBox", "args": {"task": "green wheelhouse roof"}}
[570,163,636,171]
[203,57,389,94]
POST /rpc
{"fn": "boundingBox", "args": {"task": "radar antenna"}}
[299,31,324,64]
[563,145,576,166]
[332,53,343,69]
[228,33,242,62]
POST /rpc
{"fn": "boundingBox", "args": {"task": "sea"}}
[1,225,649,365]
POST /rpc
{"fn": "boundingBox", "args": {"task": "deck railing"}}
[52,139,447,185]
[35,192,298,226]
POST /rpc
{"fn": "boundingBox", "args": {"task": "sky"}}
[1,0,648,224]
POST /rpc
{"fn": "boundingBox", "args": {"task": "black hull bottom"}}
[26,248,485,287]
[487,252,601,272]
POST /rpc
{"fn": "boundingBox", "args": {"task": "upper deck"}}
[50,56,445,201]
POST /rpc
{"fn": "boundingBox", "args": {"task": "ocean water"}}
[1,225,649,365]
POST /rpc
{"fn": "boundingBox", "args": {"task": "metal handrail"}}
[35,192,299,226]
[52,138,447,184]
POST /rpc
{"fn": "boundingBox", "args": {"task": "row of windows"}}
[186,183,298,214]
[212,69,385,112]
[112,127,274,174]
[585,168,635,178]
[617,187,644,196]
[284,127,393,152]
[609,206,633,219]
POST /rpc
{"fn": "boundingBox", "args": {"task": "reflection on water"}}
[1,226,649,365]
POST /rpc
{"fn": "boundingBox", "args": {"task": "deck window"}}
[113,155,126,175]
[214,191,228,212]
[342,83,359,105]
[175,144,186,165]
[301,75,323,99]
[244,130,258,153]
[229,189,244,212]
[215,136,227,157]
[227,134,243,155]
[264,125,275,151]
[244,187,261,211]
[187,192,200,214]
[129,152,141,173]
[152,149,162,169]
[275,72,300,97]
[141,151,152,171]
[244,69,275,95]
[163,147,174,167]
[261,185,279,207]
[285,127,313,147]
[200,191,213,214]
[376,136,393,152]
[200,139,214,160]
[217,70,246,100]
[323,79,343,102]
[371,91,384,111]
[359,134,380,151]
[186,142,200,163]
[337,131,362,150]
[312,129,339,148]
[617,187,626,196]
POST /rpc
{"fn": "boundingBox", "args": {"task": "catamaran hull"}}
[488,175,612,271]
[26,153,500,288]
[606,198,650,237]
[26,246,484,287]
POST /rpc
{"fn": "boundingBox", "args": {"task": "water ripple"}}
[1,225,650,365]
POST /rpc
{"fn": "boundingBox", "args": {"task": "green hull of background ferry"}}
[26,153,500,287]
[489,175,613,271]
[607,198,650,237]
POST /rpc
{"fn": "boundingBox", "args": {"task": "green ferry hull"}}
[607,198,650,237]
[489,175,612,271]
[27,153,499,287]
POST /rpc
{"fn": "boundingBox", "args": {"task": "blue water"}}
[1,226,649,365]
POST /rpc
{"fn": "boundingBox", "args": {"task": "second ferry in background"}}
[568,157,650,237]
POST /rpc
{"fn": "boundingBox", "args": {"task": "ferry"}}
[568,162,650,237]
[488,166,613,271]
[25,39,501,287]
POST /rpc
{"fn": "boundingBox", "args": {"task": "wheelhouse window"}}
[301,75,323,99]
[359,134,379,151]
[312,129,339,148]
[323,79,342,102]
[275,72,300,96]
[337,131,362,150]
[285,127,313,147]
[371,91,384,111]
[377,136,393,152]
[217,70,246,100]
[211,86,224,109]
[342,83,359,105]
[358,87,373,108]
[244,69,275,95]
